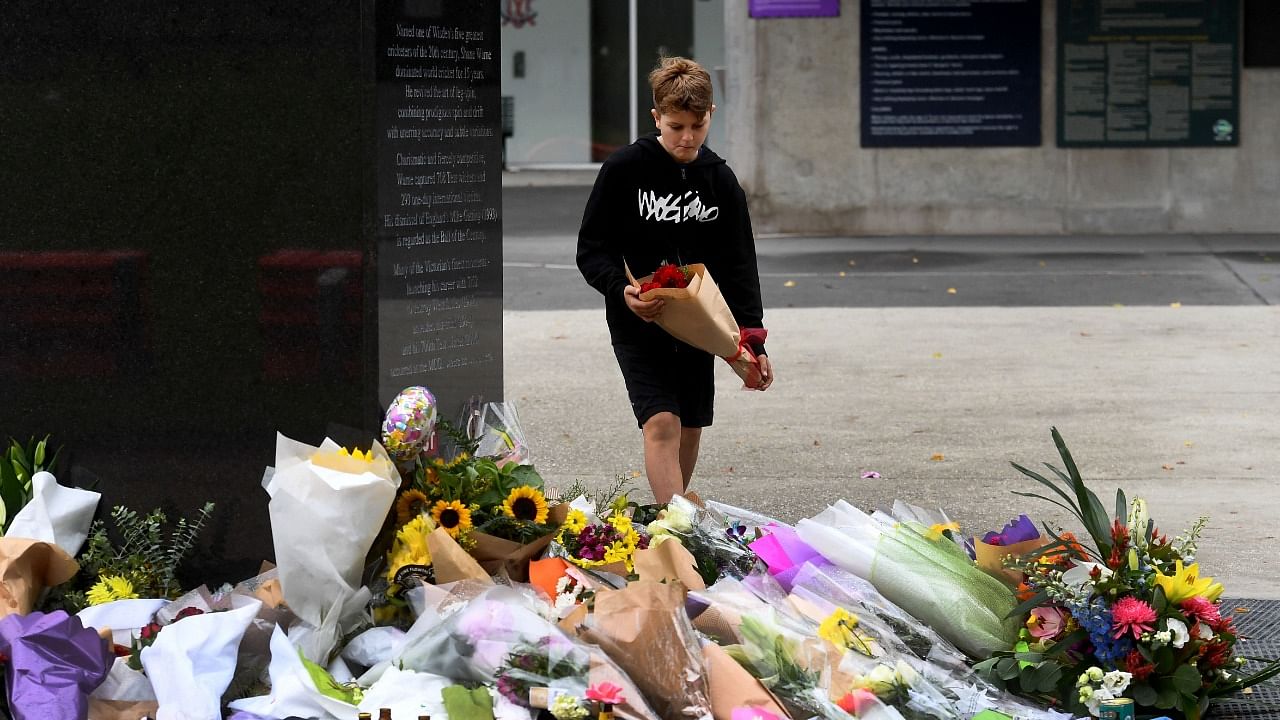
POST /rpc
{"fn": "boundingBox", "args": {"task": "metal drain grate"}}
[1209,598,1280,719]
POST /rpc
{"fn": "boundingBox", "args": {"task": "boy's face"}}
[651,106,714,164]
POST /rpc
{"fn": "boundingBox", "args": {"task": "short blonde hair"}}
[649,56,713,115]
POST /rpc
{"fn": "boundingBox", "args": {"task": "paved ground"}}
[500,179,1280,598]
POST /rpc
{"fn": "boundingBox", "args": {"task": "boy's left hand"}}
[757,354,774,390]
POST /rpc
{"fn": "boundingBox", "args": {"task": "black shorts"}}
[612,339,714,429]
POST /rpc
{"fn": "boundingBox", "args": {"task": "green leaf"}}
[1155,681,1180,709]
[1050,427,1113,553]
[1171,663,1203,695]
[996,657,1021,680]
[1010,462,1081,517]
[1043,629,1088,658]
[33,439,46,468]
[1031,662,1061,693]
[1010,490,1080,520]
[1132,682,1158,706]
[1115,487,1127,529]
[1006,589,1050,620]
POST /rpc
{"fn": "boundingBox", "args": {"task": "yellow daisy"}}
[86,575,139,606]
[395,489,430,527]
[431,499,473,538]
[502,486,549,524]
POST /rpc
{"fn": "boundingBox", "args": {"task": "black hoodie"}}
[576,135,767,354]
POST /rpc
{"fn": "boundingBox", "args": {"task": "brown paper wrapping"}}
[427,528,493,585]
[469,503,570,582]
[691,603,744,645]
[626,263,741,358]
[973,537,1047,585]
[580,581,712,720]
[702,643,791,720]
[0,536,79,619]
[633,540,706,591]
[88,699,159,720]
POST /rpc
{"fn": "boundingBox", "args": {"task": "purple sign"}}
[750,0,839,18]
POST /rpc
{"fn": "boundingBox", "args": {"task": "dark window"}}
[1244,0,1280,67]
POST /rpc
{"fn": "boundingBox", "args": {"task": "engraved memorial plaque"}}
[374,0,504,421]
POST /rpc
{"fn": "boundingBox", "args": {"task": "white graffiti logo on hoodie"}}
[637,189,720,223]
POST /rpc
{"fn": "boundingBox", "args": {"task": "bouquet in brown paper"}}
[577,581,714,720]
[469,502,570,582]
[0,536,79,620]
[626,262,767,389]
[701,643,791,720]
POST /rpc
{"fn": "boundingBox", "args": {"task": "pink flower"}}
[1180,596,1221,625]
[1111,596,1157,639]
[585,682,625,706]
[1026,606,1069,640]
[836,689,879,716]
[732,707,782,720]
[860,471,881,480]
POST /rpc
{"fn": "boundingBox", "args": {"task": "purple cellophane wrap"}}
[981,514,1040,546]
[0,610,113,720]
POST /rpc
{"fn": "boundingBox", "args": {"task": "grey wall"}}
[725,1,1280,236]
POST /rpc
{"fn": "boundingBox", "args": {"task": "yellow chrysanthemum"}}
[86,575,139,606]
[387,515,435,582]
[502,486,549,524]
[1155,560,1224,604]
[395,489,430,527]
[819,608,879,657]
[431,499,473,538]
[561,509,588,534]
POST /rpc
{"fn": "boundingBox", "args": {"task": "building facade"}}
[503,0,1279,235]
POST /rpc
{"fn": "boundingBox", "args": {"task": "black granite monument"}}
[0,0,503,583]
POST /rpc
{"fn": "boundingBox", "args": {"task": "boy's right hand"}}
[623,285,664,322]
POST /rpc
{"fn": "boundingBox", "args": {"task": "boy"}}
[576,56,773,504]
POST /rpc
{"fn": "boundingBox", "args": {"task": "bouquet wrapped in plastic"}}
[645,494,761,587]
[796,500,1020,659]
[395,585,662,720]
[626,262,767,389]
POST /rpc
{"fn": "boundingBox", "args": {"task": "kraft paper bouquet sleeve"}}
[626,262,767,389]
[578,580,714,720]
[702,642,791,720]
[0,536,79,620]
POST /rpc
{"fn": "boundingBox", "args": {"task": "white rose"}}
[894,660,919,687]
[662,504,694,533]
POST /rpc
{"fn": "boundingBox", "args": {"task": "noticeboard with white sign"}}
[860,0,1041,148]
[1057,0,1239,147]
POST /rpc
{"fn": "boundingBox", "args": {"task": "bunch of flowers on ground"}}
[974,428,1280,719]
[555,505,650,575]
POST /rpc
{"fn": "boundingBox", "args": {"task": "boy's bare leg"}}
[679,426,701,491]
[643,412,684,503]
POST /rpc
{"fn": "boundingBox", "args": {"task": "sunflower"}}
[395,489,430,527]
[502,486,549,524]
[431,499,473,538]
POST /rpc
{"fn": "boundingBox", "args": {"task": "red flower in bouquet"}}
[1201,639,1232,668]
[1111,596,1157,639]
[653,263,689,289]
[1124,649,1156,681]
[1180,596,1221,625]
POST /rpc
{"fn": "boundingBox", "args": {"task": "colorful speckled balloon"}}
[381,386,438,461]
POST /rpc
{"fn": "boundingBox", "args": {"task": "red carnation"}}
[1124,650,1156,681]
[1201,640,1232,668]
